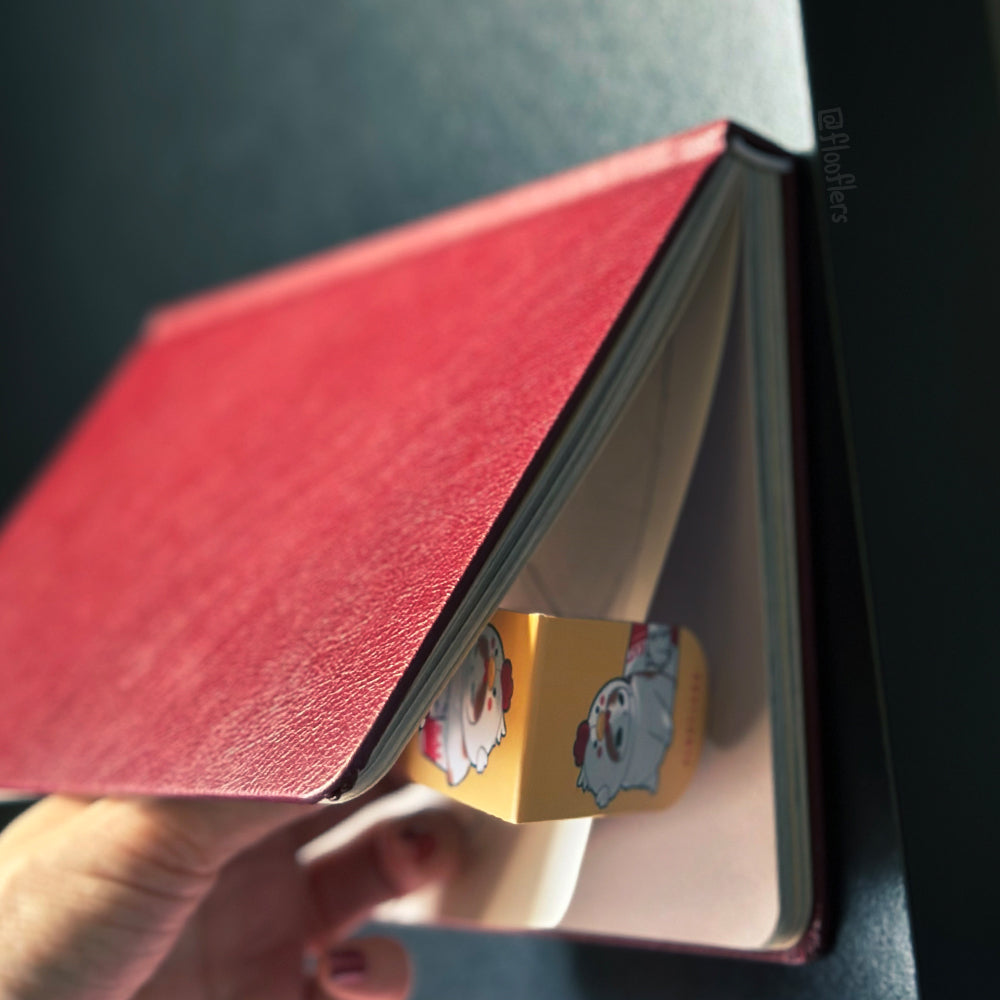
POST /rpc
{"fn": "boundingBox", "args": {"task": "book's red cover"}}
[0,122,727,802]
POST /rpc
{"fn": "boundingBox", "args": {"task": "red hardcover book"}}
[0,122,823,959]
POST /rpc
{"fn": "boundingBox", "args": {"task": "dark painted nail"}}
[327,948,366,982]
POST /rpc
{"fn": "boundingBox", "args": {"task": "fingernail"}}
[399,823,437,864]
[327,948,366,983]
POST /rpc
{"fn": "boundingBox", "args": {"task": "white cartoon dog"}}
[419,624,513,785]
[573,623,679,808]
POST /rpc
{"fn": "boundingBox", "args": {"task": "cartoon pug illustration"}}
[419,623,513,785]
[573,623,679,809]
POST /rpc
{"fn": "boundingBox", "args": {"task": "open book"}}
[0,121,821,959]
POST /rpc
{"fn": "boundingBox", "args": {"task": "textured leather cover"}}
[0,123,728,801]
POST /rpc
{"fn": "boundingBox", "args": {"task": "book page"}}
[369,197,749,936]
[557,285,780,948]
[418,241,782,950]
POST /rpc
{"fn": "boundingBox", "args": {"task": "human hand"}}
[0,790,463,999]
